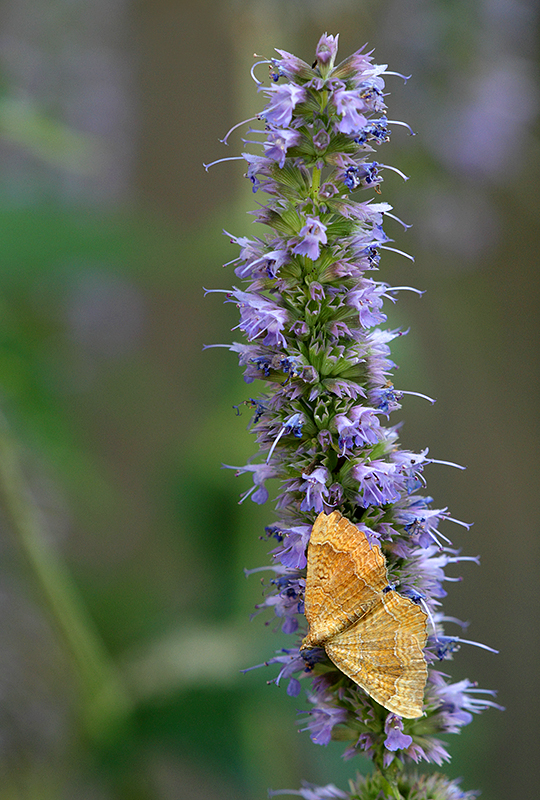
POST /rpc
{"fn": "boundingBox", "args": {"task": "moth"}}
[301,510,428,718]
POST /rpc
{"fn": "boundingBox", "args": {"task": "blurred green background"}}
[0,1,537,798]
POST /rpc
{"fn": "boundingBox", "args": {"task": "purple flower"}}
[301,690,348,745]
[260,83,306,128]
[345,279,388,327]
[356,75,388,113]
[270,524,312,569]
[429,671,502,732]
[292,217,328,260]
[242,152,277,193]
[272,50,314,82]
[333,87,368,134]
[332,47,374,82]
[234,246,289,280]
[264,128,302,168]
[334,406,381,452]
[260,574,304,634]
[223,462,278,504]
[351,459,402,506]
[384,713,413,751]
[299,466,330,512]
[228,287,288,347]
[313,128,331,152]
[315,33,339,66]
[244,647,308,698]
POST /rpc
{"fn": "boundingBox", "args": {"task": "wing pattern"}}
[301,511,428,718]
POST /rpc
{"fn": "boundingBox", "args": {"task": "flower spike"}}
[206,33,499,800]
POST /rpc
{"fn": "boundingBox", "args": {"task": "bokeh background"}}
[0,1,537,798]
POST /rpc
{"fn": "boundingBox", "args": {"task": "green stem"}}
[312,165,322,197]
[377,769,404,800]
[373,754,404,800]
[0,412,132,742]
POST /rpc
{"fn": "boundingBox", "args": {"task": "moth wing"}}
[324,591,428,718]
[302,511,389,647]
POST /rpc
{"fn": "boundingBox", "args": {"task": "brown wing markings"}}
[303,511,388,647]
[301,511,428,718]
[325,600,427,717]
